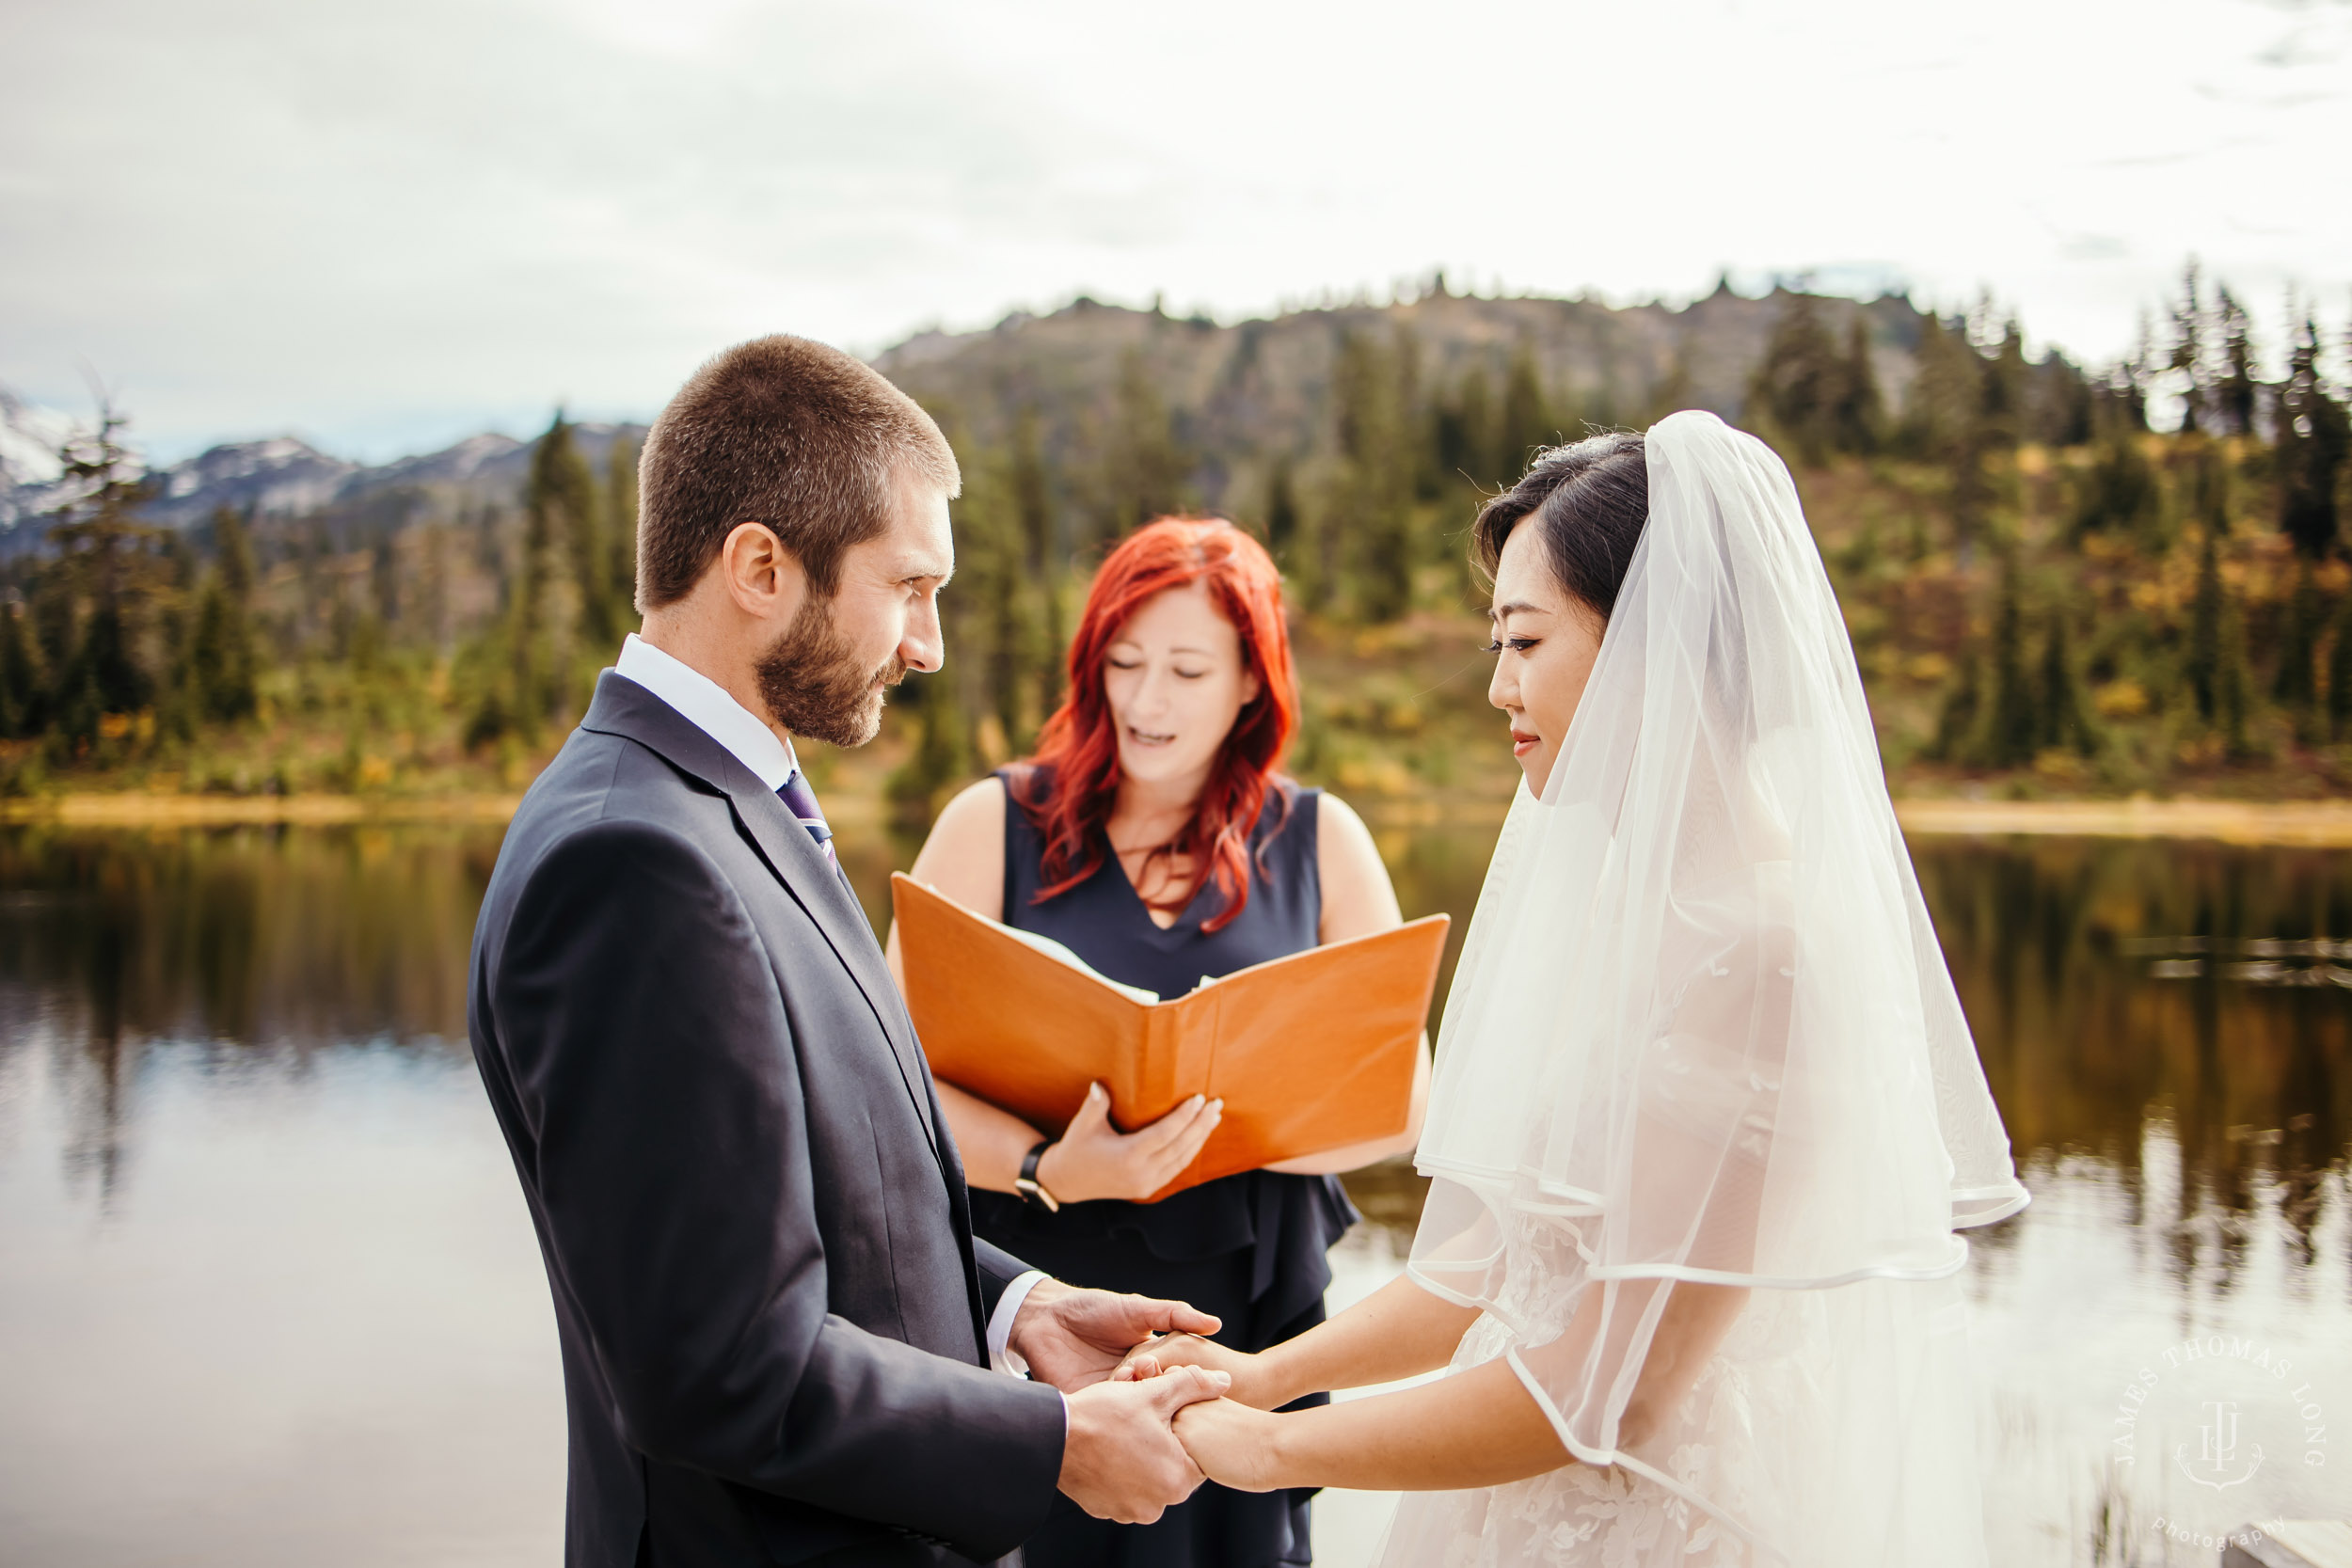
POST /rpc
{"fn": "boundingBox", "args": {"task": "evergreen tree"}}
[2328,590,2352,739]
[1833,316,1884,455]
[2274,563,2322,714]
[1497,342,1553,476]
[46,404,160,726]
[2185,521,2224,720]
[1902,314,1994,546]
[0,601,38,737]
[605,436,639,616]
[1982,551,2038,766]
[2036,608,2097,755]
[2277,313,2349,557]
[1009,409,1062,709]
[1931,653,1984,763]
[2212,286,2261,438]
[2217,594,2256,758]
[528,413,612,647]
[1331,329,1417,622]
[1263,455,1301,564]
[1089,348,1188,544]
[2164,261,2209,436]
[1749,292,1845,464]
[885,672,968,823]
[2072,399,2159,540]
[1430,366,1496,486]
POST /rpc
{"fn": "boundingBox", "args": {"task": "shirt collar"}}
[614,633,800,792]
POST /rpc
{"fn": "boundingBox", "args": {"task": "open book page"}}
[992,922,1161,1006]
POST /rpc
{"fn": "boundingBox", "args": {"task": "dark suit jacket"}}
[469,672,1066,1568]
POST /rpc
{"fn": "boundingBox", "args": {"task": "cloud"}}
[0,0,2346,461]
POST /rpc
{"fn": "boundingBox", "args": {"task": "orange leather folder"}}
[891,872,1448,1199]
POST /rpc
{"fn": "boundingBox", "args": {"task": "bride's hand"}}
[1115,1333,1287,1410]
[1036,1084,1223,1204]
[1172,1397,1281,1492]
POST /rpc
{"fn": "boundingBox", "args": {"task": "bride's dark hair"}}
[1470,431,1647,623]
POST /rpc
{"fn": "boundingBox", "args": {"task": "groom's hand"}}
[1009,1278,1221,1392]
[1058,1367,1229,1523]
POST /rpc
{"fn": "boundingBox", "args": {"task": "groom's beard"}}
[754,594,907,749]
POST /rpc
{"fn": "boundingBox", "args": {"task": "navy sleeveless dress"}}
[971,767,1359,1568]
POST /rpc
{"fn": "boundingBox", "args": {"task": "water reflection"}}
[0,823,2344,1567]
[0,826,493,1210]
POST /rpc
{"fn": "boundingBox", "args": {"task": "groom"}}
[469,336,1231,1568]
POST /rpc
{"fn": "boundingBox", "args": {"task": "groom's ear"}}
[715,520,811,626]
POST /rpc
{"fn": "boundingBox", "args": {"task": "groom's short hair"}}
[636,335,961,609]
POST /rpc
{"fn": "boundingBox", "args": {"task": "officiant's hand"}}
[1116,1332,1286,1410]
[1036,1082,1224,1203]
[1009,1277,1224,1392]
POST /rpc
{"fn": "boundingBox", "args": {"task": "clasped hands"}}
[1008,1278,1283,1523]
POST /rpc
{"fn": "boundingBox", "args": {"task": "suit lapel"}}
[581,673,944,1156]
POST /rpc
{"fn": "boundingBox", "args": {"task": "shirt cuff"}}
[987,1269,1051,1376]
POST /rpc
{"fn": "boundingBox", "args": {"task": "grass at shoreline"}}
[11,786,2352,847]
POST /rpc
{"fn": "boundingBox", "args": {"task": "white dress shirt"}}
[611,634,1050,1378]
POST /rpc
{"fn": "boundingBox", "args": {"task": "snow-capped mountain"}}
[0,386,644,551]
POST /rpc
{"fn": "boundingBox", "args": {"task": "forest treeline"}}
[0,262,2347,805]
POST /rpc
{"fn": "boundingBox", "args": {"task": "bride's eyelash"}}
[1482,638,1540,654]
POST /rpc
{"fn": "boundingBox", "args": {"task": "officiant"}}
[885,515,1427,1568]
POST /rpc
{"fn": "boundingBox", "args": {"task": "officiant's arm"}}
[886,777,1222,1202]
[1264,791,1428,1174]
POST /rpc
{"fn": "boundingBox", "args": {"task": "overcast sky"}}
[4,0,2348,464]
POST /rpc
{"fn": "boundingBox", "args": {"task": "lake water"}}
[1,822,2345,1566]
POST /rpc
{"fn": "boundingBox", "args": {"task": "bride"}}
[1122,412,2029,1566]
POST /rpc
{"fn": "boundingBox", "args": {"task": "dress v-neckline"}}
[1105,843,1201,939]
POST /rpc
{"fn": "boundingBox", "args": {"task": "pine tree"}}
[605,436,639,616]
[0,601,39,737]
[2037,608,2097,754]
[528,413,611,648]
[2328,591,2352,739]
[1263,456,1301,563]
[1833,316,1884,455]
[1009,409,1061,710]
[1982,551,2038,766]
[2277,313,2349,558]
[2185,521,2224,720]
[2274,563,2322,714]
[2165,261,2209,436]
[1089,348,1188,545]
[1497,342,1553,476]
[2212,286,2260,438]
[46,405,160,728]
[1331,329,1417,622]
[1750,291,1844,464]
[1931,653,1984,762]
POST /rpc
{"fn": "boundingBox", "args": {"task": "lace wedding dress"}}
[1376,414,2026,1568]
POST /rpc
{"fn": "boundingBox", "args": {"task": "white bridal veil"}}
[1386,412,2027,1568]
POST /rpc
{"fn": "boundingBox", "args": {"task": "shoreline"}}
[7,790,2352,846]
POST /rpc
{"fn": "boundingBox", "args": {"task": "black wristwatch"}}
[1016,1139,1062,1212]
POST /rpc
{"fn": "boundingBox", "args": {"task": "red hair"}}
[1012,516,1298,933]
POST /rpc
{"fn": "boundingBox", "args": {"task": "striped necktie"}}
[775,769,836,869]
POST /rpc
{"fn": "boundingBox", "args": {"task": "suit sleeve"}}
[972,1238,1042,1319]
[491,819,1063,1560]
